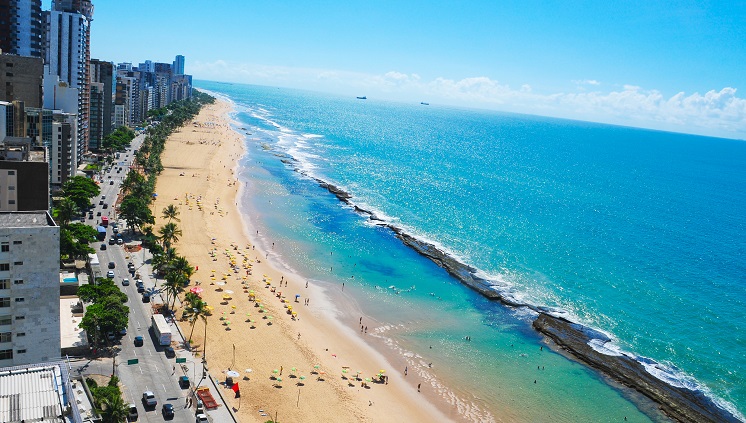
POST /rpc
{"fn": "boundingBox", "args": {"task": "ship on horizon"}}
[356,96,367,100]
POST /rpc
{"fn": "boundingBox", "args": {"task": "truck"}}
[100,216,109,227]
[151,314,171,346]
[96,226,107,241]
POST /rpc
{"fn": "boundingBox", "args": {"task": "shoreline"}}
[151,97,455,422]
[284,159,741,423]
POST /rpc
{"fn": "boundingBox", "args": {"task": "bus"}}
[101,216,109,227]
[151,314,172,346]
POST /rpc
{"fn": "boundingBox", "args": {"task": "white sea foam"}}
[588,338,624,356]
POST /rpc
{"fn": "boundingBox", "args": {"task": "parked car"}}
[134,336,144,347]
[179,375,190,389]
[164,347,175,358]
[113,227,119,234]
[142,292,151,303]
[127,403,138,421]
[162,403,174,419]
[196,414,209,423]
[142,391,157,409]
[117,238,124,245]
[106,270,115,278]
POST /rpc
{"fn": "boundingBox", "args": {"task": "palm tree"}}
[183,293,208,343]
[171,255,195,280]
[163,271,186,312]
[162,204,180,223]
[151,247,177,276]
[98,394,129,423]
[55,198,79,227]
[158,222,182,249]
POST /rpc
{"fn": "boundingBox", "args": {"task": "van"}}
[127,403,138,420]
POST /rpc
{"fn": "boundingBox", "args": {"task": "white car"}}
[195,414,208,423]
[106,270,115,278]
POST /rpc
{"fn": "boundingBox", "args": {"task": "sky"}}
[78,0,746,138]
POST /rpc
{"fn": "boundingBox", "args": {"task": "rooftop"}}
[0,364,66,422]
[0,211,56,228]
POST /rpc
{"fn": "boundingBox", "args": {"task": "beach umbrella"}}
[365,378,372,383]
[226,370,241,378]
[245,368,253,373]
[342,369,348,374]
[225,289,234,294]
[273,369,279,374]
[291,367,297,373]
[313,365,320,370]
[276,377,282,383]
[379,369,385,373]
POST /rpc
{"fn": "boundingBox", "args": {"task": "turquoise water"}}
[63,277,78,283]
[199,81,745,422]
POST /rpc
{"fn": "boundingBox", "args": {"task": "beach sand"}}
[151,98,452,422]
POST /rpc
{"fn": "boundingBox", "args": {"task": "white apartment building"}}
[0,211,60,366]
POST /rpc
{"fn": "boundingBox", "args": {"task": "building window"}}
[16,332,24,337]
[15,316,24,320]
[7,171,14,175]
[0,316,10,326]
[0,298,9,307]
[0,332,9,342]
[0,349,12,360]
[13,261,22,266]
[7,186,14,190]
[14,298,24,303]
[0,264,8,271]
[12,241,21,245]
[17,349,26,354]
[0,280,8,289]
[1,243,8,252]
[13,280,22,285]
[7,200,14,205]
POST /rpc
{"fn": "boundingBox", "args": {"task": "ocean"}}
[198,81,746,422]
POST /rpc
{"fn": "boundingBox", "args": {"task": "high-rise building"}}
[0,53,44,108]
[89,59,113,149]
[0,0,43,58]
[0,211,60,367]
[0,161,49,211]
[173,55,185,75]
[138,60,153,73]
[42,0,93,154]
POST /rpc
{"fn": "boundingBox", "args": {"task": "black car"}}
[100,244,107,250]
[109,180,114,185]
[108,261,116,269]
[134,336,144,347]
[142,292,150,303]
[161,403,174,419]
[164,346,176,358]
[109,238,116,245]
[102,203,108,209]
[136,282,145,293]
[178,375,190,389]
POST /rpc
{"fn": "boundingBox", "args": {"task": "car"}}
[109,180,114,185]
[164,346,175,358]
[142,292,151,303]
[161,403,174,419]
[106,270,115,278]
[102,195,106,199]
[119,327,127,336]
[106,332,116,341]
[100,244,107,250]
[121,278,130,286]
[117,238,124,245]
[99,200,104,205]
[195,414,209,423]
[113,227,119,233]
[136,284,145,293]
[142,391,157,409]
[134,336,144,347]
[108,261,116,269]
[102,203,108,209]
[88,212,94,219]
[179,375,190,389]
[127,403,138,421]
[116,233,123,239]
[96,211,102,216]
[128,262,135,269]
[109,238,116,245]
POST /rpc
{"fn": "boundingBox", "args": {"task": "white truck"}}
[151,314,172,346]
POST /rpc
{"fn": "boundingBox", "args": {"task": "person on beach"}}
[404,367,407,376]
[418,383,421,392]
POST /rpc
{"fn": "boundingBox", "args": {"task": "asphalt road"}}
[80,134,198,423]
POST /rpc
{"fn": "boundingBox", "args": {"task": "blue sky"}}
[81,0,745,138]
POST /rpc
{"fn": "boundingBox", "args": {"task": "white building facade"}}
[0,211,60,366]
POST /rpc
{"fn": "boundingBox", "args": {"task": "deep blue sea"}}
[199,81,745,422]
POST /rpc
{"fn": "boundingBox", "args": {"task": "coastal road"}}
[84,135,197,422]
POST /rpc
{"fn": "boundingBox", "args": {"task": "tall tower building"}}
[173,55,185,75]
[42,0,93,155]
[0,0,43,58]
[89,59,113,149]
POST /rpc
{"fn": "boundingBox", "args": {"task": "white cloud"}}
[191,59,746,138]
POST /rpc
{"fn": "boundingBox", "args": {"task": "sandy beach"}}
[151,98,452,422]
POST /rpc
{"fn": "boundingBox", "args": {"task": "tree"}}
[55,197,79,227]
[67,223,98,244]
[98,393,129,423]
[60,228,95,261]
[101,126,135,152]
[171,255,194,280]
[163,271,186,312]
[79,302,129,345]
[183,293,208,343]
[78,279,127,304]
[158,222,182,249]
[62,176,100,210]
[161,204,180,223]
[119,195,154,233]
[120,170,147,196]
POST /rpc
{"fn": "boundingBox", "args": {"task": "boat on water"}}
[356,96,367,100]
[420,102,429,105]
